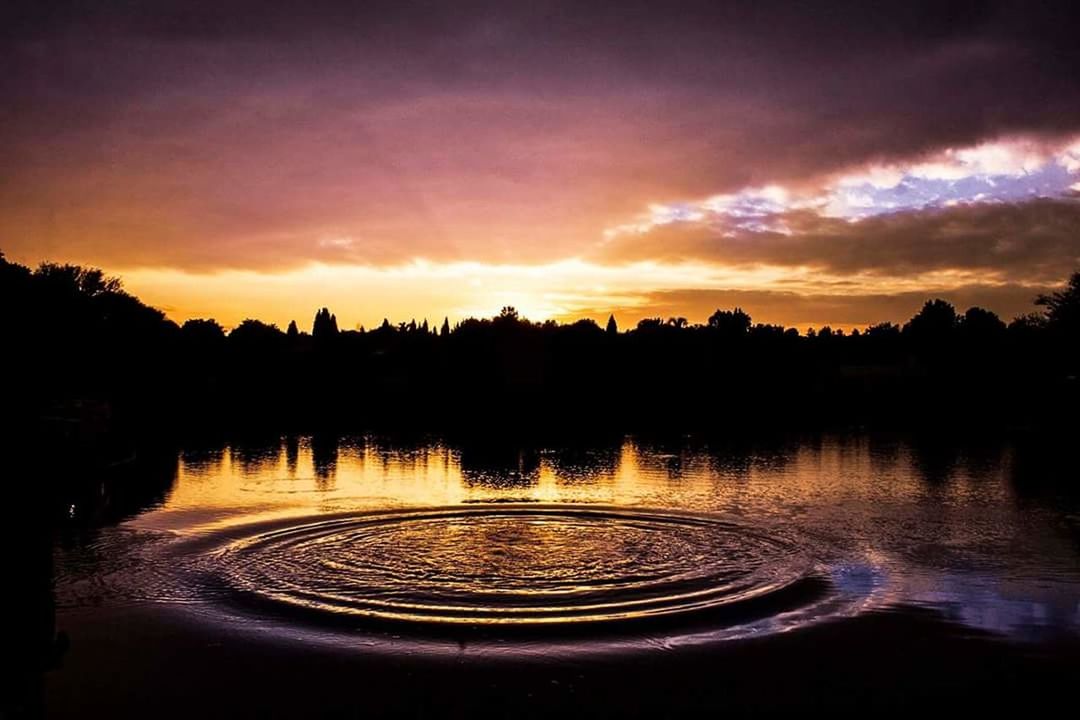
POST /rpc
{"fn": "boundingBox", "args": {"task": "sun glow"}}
[122,259,731,330]
[117,256,1042,335]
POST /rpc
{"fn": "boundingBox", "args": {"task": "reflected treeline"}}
[230,440,282,476]
[135,434,1080,526]
[630,435,803,480]
[910,436,1019,487]
[176,432,1058,496]
[2,449,176,717]
[285,435,300,475]
[459,445,542,487]
[56,456,179,542]
[459,440,624,487]
[3,455,64,717]
[310,434,338,485]
[4,253,1080,449]
[207,434,628,489]
[543,444,622,484]
[1007,437,1080,544]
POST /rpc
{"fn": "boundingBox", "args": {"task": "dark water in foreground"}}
[42,434,1080,716]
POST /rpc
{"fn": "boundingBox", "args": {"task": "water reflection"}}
[310,434,338,485]
[60,456,178,542]
[215,507,817,627]
[545,444,620,485]
[231,440,281,477]
[52,434,1080,643]
[459,445,541,488]
[284,435,299,476]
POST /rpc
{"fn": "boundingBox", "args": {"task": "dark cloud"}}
[599,199,1080,283]
[4,2,1080,175]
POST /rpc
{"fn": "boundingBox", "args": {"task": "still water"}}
[55,433,1080,654]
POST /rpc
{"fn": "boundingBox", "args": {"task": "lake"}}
[41,433,1080,716]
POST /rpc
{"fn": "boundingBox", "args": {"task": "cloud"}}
[607,136,1080,231]
[602,197,1080,283]
[4,2,1080,273]
[598,135,1080,284]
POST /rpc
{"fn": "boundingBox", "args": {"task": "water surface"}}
[55,434,1080,650]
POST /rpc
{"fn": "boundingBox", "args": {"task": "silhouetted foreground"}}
[3,251,1080,453]
[39,604,1080,719]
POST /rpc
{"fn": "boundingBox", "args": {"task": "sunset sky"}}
[3,1,1080,330]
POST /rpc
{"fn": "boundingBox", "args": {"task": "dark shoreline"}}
[42,599,1080,718]
[5,256,1080,467]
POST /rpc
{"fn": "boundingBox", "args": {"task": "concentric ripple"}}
[211,506,819,627]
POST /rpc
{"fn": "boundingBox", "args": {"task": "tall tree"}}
[904,299,958,342]
[312,307,339,338]
[707,308,752,336]
[1037,271,1080,330]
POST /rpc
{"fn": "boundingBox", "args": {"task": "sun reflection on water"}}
[57,434,1080,643]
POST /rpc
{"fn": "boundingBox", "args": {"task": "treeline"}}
[3,251,1079,449]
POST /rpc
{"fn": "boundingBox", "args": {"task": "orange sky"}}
[4,2,1080,331]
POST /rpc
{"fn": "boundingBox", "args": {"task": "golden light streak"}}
[118,258,1040,334]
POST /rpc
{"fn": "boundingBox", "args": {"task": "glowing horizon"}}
[62,253,1053,334]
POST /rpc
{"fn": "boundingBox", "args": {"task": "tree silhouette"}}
[230,319,283,345]
[1009,313,1047,333]
[181,318,226,345]
[6,249,1080,438]
[34,263,123,297]
[707,308,751,336]
[312,307,339,338]
[1036,270,1080,374]
[1036,271,1080,331]
[636,318,664,332]
[960,307,1006,338]
[904,299,958,342]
